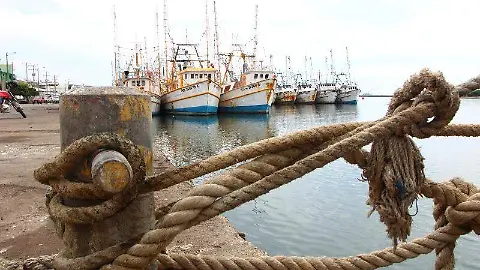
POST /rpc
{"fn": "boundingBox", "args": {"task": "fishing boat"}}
[315,83,337,104]
[219,64,276,113]
[123,73,162,115]
[112,9,162,116]
[295,80,317,104]
[336,83,360,104]
[274,57,296,105]
[332,47,360,104]
[274,83,297,104]
[161,44,221,115]
[217,5,276,114]
[114,46,162,116]
[295,57,317,104]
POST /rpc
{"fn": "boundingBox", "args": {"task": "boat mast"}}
[135,42,139,78]
[205,0,209,67]
[156,9,161,84]
[346,46,351,83]
[213,1,220,75]
[329,49,336,81]
[253,4,258,69]
[113,5,119,86]
[309,56,313,84]
[324,56,329,83]
[304,56,308,84]
[163,0,169,80]
[144,36,148,73]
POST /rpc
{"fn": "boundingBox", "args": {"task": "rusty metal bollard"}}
[58,86,154,258]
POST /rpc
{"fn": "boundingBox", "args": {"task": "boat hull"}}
[315,90,337,104]
[295,89,316,104]
[161,80,221,115]
[337,89,359,104]
[219,79,276,114]
[275,90,296,104]
[151,95,162,116]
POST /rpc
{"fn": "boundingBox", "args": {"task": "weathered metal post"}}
[58,86,154,258]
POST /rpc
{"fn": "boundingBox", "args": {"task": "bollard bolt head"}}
[91,150,133,193]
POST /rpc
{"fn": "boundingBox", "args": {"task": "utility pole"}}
[5,53,9,87]
[45,69,49,93]
[25,62,28,81]
[53,75,57,94]
[37,66,40,86]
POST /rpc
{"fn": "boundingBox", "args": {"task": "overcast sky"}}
[1,0,479,93]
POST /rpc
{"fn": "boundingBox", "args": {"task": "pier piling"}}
[58,86,154,259]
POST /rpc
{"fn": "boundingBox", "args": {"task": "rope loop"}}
[34,133,146,224]
[387,68,460,138]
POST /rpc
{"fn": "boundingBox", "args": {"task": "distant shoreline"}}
[359,94,393,97]
[360,95,480,99]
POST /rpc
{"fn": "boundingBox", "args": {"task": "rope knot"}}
[34,133,146,225]
[445,192,480,234]
[363,69,461,247]
[388,68,460,138]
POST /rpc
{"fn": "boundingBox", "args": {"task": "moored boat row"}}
[111,3,359,116]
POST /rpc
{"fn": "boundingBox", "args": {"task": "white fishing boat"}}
[332,47,360,104]
[295,83,316,104]
[315,83,337,104]
[337,83,360,104]
[219,68,276,113]
[274,57,297,105]
[161,44,221,115]
[123,75,162,115]
[112,9,162,116]
[217,5,276,113]
[115,48,162,116]
[275,84,297,104]
[295,57,317,104]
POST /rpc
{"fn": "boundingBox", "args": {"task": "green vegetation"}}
[9,81,39,99]
[466,89,480,97]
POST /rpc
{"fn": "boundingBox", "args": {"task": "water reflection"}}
[153,115,221,167]
[152,99,480,270]
[218,114,274,149]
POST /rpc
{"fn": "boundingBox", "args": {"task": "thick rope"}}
[20,69,480,270]
[105,69,469,269]
[153,224,468,270]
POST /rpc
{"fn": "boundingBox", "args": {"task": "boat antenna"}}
[304,56,307,83]
[253,4,258,68]
[144,36,148,72]
[324,56,329,83]
[309,56,313,84]
[113,5,120,86]
[156,8,161,83]
[346,46,351,83]
[163,0,169,79]
[329,49,336,78]
[269,54,273,70]
[213,0,221,76]
[205,0,209,66]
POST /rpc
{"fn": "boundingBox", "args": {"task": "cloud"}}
[0,0,478,93]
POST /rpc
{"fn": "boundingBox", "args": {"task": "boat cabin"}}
[178,68,216,88]
[245,70,274,84]
[123,77,156,94]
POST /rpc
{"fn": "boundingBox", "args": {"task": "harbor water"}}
[152,97,480,269]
